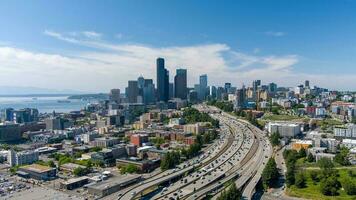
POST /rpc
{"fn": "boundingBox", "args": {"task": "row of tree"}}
[183,107,220,128]
[216,182,241,200]
[261,158,279,189]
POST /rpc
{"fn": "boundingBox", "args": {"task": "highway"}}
[117,104,272,200]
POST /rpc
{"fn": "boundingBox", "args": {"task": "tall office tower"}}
[109,89,121,103]
[252,80,261,99]
[4,108,14,122]
[268,82,277,94]
[236,86,247,109]
[169,83,174,99]
[198,74,208,101]
[253,80,261,91]
[174,69,187,99]
[211,86,217,99]
[305,80,310,88]
[156,58,169,102]
[217,87,225,100]
[224,83,231,93]
[126,80,139,103]
[143,79,156,105]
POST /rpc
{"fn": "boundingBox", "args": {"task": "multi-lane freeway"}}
[117,104,272,200]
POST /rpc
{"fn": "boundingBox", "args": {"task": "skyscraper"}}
[268,83,277,94]
[143,79,155,104]
[305,80,310,88]
[174,68,187,100]
[126,80,139,103]
[156,58,169,102]
[109,89,121,103]
[198,74,208,101]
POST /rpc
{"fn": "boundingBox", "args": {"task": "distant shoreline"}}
[0,94,77,97]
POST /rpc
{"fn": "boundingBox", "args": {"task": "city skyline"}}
[0,1,356,93]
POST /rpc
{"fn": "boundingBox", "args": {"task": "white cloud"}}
[265,31,286,37]
[82,31,102,39]
[0,30,354,92]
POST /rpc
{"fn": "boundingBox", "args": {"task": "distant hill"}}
[67,93,109,100]
[0,86,87,96]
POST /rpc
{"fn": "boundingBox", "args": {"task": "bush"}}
[320,175,341,196]
[341,177,356,195]
[295,172,306,188]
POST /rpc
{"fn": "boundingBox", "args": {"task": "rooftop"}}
[87,174,141,190]
[19,164,54,173]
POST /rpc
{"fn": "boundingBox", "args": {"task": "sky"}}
[0,0,356,93]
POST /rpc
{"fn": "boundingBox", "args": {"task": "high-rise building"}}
[174,69,187,100]
[143,79,156,105]
[198,74,208,101]
[268,83,277,94]
[224,83,231,93]
[236,86,246,109]
[169,83,174,100]
[109,89,121,103]
[305,80,310,88]
[211,86,217,99]
[126,80,139,103]
[156,58,169,102]
[3,108,14,122]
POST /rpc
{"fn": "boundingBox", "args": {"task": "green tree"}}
[73,167,90,176]
[217,182,241,200]
[307,153,315,162]
[334,147,351,166]
[295,171,306,188]
[298,147,307,158]
[341,177,356,195]
[48,160,56,168]
[269,131,281,147]
[261,158,279,189]
[309,170,320,184]
[320,175,341,196]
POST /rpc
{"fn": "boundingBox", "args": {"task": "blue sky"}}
[0,0,355,92]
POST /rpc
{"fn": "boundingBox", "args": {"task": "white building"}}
[267,122,301,138]
[334,124,356,138]
[7,149,39,167]
[315,153,335,162]
[342,139,356,149]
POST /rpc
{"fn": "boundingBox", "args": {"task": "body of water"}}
[0,96,91,113]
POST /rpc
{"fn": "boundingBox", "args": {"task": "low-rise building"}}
[17,164,56,181]
[267,122,301,138]
[60,176,89,190]
[91,137,119,148]
[87,175,141,197]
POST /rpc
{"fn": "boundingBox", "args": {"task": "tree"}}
[318,157,336,178]
[217,183,241,200]
[120,164,140,174]
[320,175,341,196]
[269,131,280,147]
[48,160,56,168]
[295,172,306,188]
[298,147,307,158]
[307,153,315,162]
[334,147,351,166]
[309,170,320,184]
[73,167,90,176]
[341,177,356,195]
[261,158,279,189]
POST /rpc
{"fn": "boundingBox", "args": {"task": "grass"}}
[287,169,356,200]
[262,114,305,121]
